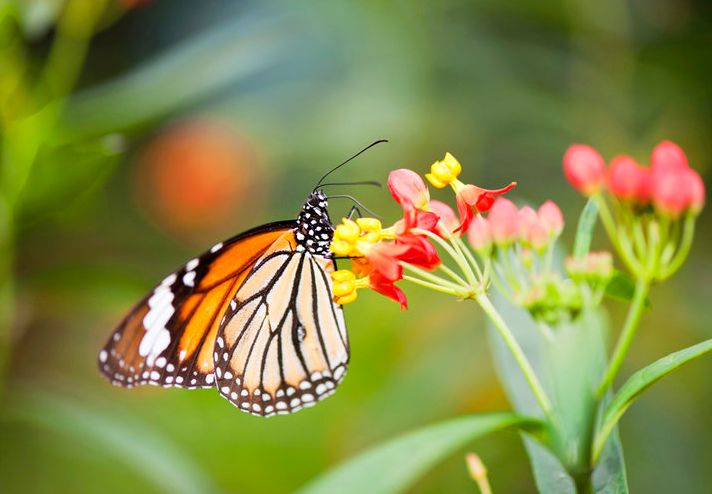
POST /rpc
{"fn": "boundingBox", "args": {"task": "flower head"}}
[563,144,607,195]
[389,169,431,229]
[425,152,462,188]
[607,155,650,203]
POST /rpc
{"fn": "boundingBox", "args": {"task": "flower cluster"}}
[564,140,705,280]
[330,153,521,308]
[564,141,704,217]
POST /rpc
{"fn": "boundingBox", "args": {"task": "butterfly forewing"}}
[98,222,295,390]
[213,232,349,417]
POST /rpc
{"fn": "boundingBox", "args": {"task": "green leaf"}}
[594,338,712,460]
[296,413,541,494]
[487,297,629,493]
[573,198,598,259]
[604,271,650,306]
[6,390,220,494]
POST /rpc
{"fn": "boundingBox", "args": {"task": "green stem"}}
[400,262,463,291]
[477,294,553,418]
[594,196,641,274]
[595,276,650,398]
[402,275,470,297]
[437,263,468,286]
[659,214,695,280]
[413,228,477,287]
[452,235,483,280]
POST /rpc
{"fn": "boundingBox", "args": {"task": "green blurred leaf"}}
[487,297,629,493]
[61,16,289,138]
[6,390,220,494]
[594,338,712,461]
[296,413,541,494]
[573,198,598,259]
[604,271,650,306]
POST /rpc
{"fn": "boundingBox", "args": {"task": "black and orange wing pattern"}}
[98,221,295,390]
[213,233,349,416]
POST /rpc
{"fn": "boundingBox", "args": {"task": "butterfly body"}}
[98,190,349,417]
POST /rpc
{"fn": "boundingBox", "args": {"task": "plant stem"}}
[477,293,553,418]
[400,262,463,291]
[594,196,641,274]
[659,214,695,280]
[413,228,478,287]
[402,275,470,297]
[595,276,650,398]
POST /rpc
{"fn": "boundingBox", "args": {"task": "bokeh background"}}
[1,0,711,492]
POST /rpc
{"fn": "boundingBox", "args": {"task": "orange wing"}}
[98,221,295,389]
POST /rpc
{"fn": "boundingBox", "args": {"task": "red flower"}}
[563,144,607,195]
[488,198,519,245]
[388,169,430,230]
[455,182,517,233]
[369,271,408,309]
[608,155,650,203]
[429,200,459,237]
[538,200,564,237]
[648,141,705,217]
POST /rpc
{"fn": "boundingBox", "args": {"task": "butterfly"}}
[98,141,385,417]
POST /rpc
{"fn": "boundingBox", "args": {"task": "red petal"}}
[370,273,408,309]
[454,191,474,233]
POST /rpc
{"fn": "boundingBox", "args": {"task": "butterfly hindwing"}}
[98,221,296,390]
[213,232,349,416]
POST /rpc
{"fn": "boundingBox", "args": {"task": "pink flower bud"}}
[429,200,459,237]
[651,140,689,175]
[651,167,703,218]
[388,169,430,210]
[516,206,538,242]
[488,198,519,245]
[527,222,549,252]
[563,144,607,195]
[538,200,564,237]
[607,155,651,203]
[467,215,492,253]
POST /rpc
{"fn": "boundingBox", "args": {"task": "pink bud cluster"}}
[563,141,705,218]
[467,198,564,254]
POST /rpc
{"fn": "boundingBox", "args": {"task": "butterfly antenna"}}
[327,194,381,219]
[319,180,383,189]
[314,139,388,190]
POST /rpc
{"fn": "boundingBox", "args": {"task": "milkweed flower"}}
[424,152,516,233]
[607,155,650,203]
[563,144,607,195]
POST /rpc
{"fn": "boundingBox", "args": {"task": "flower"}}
[429,200,459,238]
[467,216,492,255]
[607,155,650,203]
[647,141,705,217]
[563,144,607,195]
[538,200,564,238]
[488,198,519,245]
[425,152,462,188]
[651,140,689,174]
[388,169,431,229]
[424,152,516,233]
[455,182,517,233]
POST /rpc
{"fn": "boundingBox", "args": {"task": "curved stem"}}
[659,214,695,280]
[478,294,554,419]
[402,275,470,297]
[595,276,650,398]
[437,263,468,286]
[400,262,463,291]
[413,228,477,286]
[594,196,641,274]
[452,235,483,280]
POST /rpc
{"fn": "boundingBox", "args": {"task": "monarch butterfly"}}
[98,141,385,417]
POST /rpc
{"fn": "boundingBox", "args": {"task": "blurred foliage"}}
[1,0,711,493]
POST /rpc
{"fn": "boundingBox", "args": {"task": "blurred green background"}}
[1,0,711,492]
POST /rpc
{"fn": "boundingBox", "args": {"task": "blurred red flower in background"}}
[133,117,260,242]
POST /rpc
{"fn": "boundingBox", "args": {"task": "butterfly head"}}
[295,190,333,256]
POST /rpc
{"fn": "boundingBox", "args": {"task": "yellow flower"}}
[426,152,462,189]
[331,269,368,305]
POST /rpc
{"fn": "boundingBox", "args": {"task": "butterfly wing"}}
[213,233,349,416]
[98,221,296,389]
